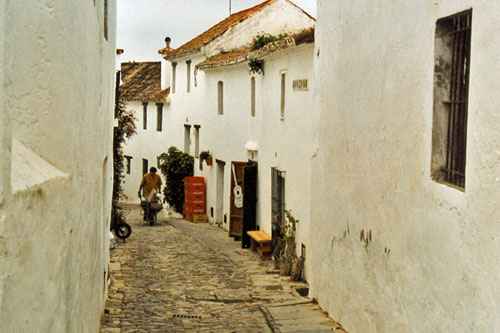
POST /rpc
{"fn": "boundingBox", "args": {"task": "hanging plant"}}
[199,150,213,166]
[248,59,264,75]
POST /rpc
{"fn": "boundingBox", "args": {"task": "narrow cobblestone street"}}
[101,205,342,332]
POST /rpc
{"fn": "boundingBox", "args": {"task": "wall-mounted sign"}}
[293,79,308,91]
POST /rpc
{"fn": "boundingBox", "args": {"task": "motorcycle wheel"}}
[114,222,132,239]
[149,212,157,226]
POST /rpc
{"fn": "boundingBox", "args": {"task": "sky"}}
[117,0,316,62]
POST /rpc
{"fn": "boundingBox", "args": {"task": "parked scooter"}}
[139,191,163,226]
[111,201,132,241]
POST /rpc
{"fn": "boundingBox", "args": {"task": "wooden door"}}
[242,162,258,248]
[229,161,247,238]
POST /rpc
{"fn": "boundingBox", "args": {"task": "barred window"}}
[431,9,472,189]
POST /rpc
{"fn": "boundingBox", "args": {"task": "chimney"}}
[165,37,171,48]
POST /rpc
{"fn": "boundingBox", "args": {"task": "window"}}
[172,62,177,93]
[142,159,148,176]
[156,103,163,131]
[280,73,286,120]
[194,125,200,157]
[218,81,224,115]
[251,77,256,117]
[186,60,191,92]
[103,0,108,40]
[184,125,191,153]
[124,156,132,174]
[431,9,472,189]
[142,102,148,129]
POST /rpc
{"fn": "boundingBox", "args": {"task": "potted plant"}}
[199,150,212,166]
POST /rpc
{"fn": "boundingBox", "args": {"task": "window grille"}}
[440,11,471,188]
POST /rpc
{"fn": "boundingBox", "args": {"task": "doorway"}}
[242,162,258,248]
[271,168,285,242]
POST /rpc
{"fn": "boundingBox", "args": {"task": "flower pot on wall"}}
[205,157,213,166]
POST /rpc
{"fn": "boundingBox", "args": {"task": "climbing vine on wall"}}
[112,95,137,228]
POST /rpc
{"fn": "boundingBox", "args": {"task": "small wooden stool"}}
[247,231,272,260]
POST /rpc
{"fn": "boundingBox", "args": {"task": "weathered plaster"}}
[310,1,500,331]
[0,0,116,331]
[204,0,314,58]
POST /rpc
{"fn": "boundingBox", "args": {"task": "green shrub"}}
[158,146,194,212]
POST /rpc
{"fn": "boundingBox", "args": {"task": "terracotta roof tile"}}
[164,0,275,59]
[120,62,168,102]
[195,48,250,70]
[196,28,314,71]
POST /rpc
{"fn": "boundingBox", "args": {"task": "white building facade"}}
[161,0,315,274]
[310,0,500,331]
[119,62,170,201]
[0,0,116,331]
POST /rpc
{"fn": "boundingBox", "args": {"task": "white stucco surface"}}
[121,101,169,202]
[11,139,68,193]
[204,0,315,58]
[0,1,116,331]
[162,1,315,278]
[310,1,500,331]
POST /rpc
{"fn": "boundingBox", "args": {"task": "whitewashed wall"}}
[195,63,258,231]
[165,0,315,233]
[122,101,169,202]
[204,0,315,57]
[257,44,314,276]
[310,0,500,331]
[0,0,115,331]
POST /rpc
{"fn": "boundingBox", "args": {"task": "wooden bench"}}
[247,231,272,260]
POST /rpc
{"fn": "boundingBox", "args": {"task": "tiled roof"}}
[196,28,314,71]
[195,48,250,70]
[120,62,169,102]
[163,0,275,59]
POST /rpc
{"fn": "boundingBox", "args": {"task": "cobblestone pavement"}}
[101,204,343,332]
